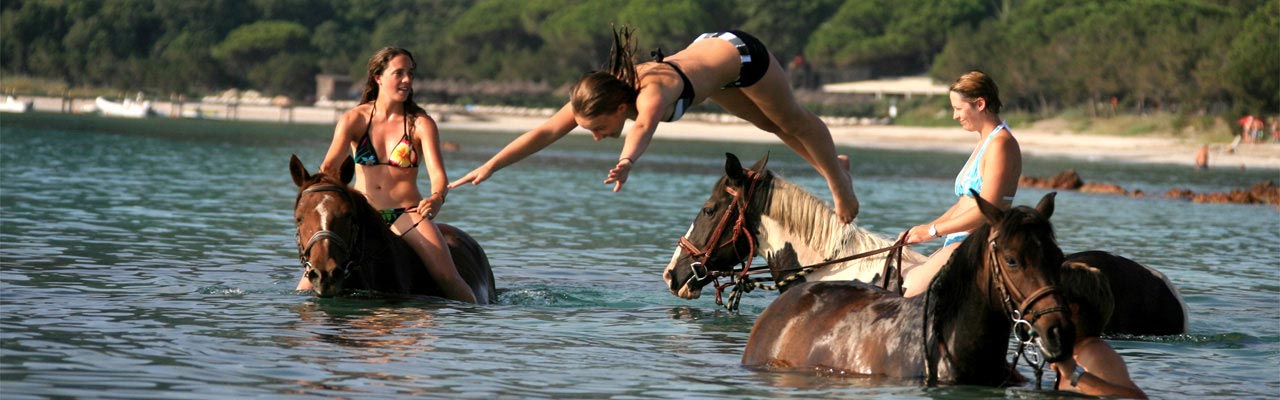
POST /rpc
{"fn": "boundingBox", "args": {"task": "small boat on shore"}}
[95,96,152,118]
[0,96,32,113]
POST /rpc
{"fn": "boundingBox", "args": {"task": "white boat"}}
[0,96,32,113]
[96,96,152,118]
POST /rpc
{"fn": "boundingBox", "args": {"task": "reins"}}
[677,168,913,311]
[988,236,1069,390]
[677,169,762,311]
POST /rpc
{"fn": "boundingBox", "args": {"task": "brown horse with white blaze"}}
[290,154,496,303]
[743,192,1073,385]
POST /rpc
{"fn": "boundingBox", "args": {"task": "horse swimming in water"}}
[290,154,496,303]
[664,153,1186,335]
[743,192,1073,385]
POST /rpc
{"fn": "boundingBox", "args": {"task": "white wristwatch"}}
[928,224,938,238]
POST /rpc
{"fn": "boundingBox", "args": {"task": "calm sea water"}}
[2,113,1277,399]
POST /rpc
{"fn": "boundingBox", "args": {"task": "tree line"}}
[2,0,1275,116]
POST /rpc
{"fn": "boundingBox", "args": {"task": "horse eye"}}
[1004,256,1019,267]
[702,207,714,216]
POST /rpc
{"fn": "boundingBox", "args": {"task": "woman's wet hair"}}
[360,47,426,117]
[1060,262,1114,337]
[570,25,640,117]
[950,70,1003,114]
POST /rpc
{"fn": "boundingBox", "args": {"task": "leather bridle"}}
[674,168,913,310]
[295,184,362,282]
[675,169,762,307]
[985,234,1069,340]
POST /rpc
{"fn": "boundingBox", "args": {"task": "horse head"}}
[663,153,769,300]
[970,190,1074,362]
[290,154,360,297]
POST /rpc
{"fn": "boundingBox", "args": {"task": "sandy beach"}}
[23,95,1280,170]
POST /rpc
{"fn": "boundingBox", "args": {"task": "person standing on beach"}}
[302,47,476,303]
[1195,145,1209,169]
[448,25,861,223]
[898,70,1022,297]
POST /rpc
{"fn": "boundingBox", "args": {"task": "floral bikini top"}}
[352,104,419,168]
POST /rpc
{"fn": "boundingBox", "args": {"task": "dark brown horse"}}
[289,155,496,303]
[664,153,1186,335]
[743,192,1073,385]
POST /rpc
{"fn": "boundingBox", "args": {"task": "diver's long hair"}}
[570,25,640,117]
[359,47,427,119]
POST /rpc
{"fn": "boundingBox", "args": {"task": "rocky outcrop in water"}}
[1164,181,1279,205]
[1019,170,1145,197]
[1019,170,1279,205]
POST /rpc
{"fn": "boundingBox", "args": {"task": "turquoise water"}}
[2,112,1277,399]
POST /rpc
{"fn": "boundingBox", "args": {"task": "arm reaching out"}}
[604,83,667,192]
[449,103,578,188]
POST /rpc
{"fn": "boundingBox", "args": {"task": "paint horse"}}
[663,153,1186,335]
[743,192,1072,385]
[290,155,496,303]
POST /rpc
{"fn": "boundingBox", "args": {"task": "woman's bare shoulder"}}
[339,103,372,126]
[410,110,438,135]
[990,131,1022,153]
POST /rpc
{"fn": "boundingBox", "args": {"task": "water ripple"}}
[1,115,1277,398]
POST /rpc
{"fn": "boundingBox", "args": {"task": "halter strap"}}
[295,183,363,278]
[674,168,764,309]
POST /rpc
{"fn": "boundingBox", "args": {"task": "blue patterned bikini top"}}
[954,121,1008,198]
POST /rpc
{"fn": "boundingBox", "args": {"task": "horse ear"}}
[1036,192,1057,220]
[971,189,1004,226]
[339,156,355,185]
[290,154,310,188]
[749,152,770,174]
[725,153,746,181]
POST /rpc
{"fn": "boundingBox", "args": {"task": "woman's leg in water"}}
[393,213,477,303]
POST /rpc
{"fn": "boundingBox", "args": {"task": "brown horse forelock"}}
[924,205,1073,377]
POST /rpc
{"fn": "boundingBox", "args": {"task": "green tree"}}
[60,0,161,89]
[437,0,558,81]
[212,20,316,99]
[1,1,70,80]
[736,0,843,63]
[539,0,627,82]
[808,0,992,73]
[1225,0,1280,113]
[616,0,729,55]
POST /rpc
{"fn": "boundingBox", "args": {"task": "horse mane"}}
[755,172,916,268]
[925,221,991,332]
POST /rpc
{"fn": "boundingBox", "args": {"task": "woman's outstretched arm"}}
[449,103,578,188]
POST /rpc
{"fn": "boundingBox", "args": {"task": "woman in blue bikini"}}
[449,26,860,223]
[300,47,477,303]
[899,70,1022,297]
